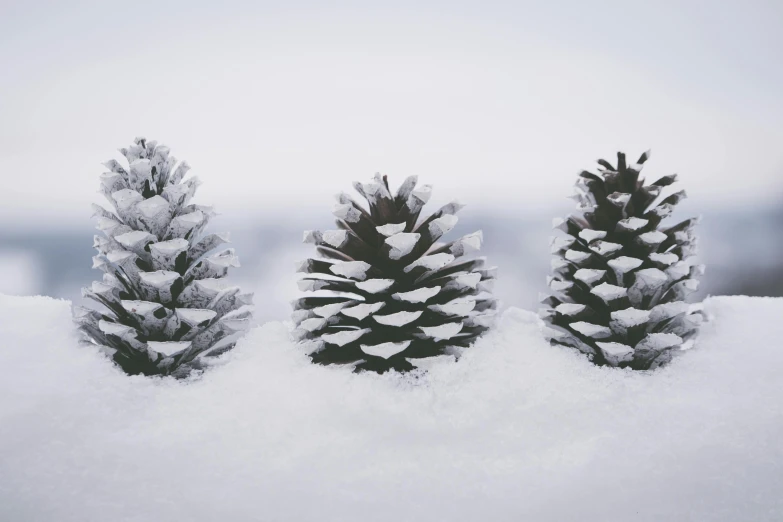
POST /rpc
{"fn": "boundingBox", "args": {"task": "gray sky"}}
[2,0,782,226]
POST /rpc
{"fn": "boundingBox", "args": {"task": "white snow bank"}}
[0,294,782,522]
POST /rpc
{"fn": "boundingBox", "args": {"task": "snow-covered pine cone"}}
[293,174,497,373]
[73,137,253,378]
[541,151,704,370]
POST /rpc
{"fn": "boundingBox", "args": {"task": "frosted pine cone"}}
[541,151,704,370]
[74,138,253,377]
[293,174,497,373]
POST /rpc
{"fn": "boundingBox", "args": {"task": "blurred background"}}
[1,0,782,322]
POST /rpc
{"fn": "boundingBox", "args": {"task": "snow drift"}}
[0,294,781,521]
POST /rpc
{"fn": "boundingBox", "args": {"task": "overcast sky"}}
[1,0,782,227]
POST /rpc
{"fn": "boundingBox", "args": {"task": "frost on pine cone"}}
[541,151,703,370]
[73,138,253,378]
[293,174,497,373]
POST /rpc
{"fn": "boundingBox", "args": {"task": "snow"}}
[649,252,679,266]
[332,203,362,223]
[341,302,385,320]
[121,300,164,317]
[577,229,606,243]
[636,332,682,352]
[312,302,349,319]
[376,222,407,236]
[115,230,155,250]
[139,270,180,287]
[200,249,240,270]
[175,308,217,326]
[392,286,441,303]
[373,310,422,326]
[322,230,348,248]
[649,301,691,322]
[320,328,370,346]
[629,268,669,304]
[302,229,322,244]
[607,256,643,275]
[106,249,134,265]
[356,180,384,199]
[136,195,170,219]
[98,319,136,338]
[429,297,477,316]
[298,317,327,332]
[385,232,420,260]
[96,216,125,234]
[450,272,482,289]
[548,278,573,292]
[360,341,411,359]
[588,240,623,257]
[590,282,627,301]
[111,188,143,210]
[150,238,189,256]
[634,268,669,285]
[564,248,591,263]
[418,321,463,341]
[616,217,648,232]
[329,261,371,280]
[147,340,192,357]
[666,261,691,280]
[550,257,569,271]
[637,230,667,246]
[404,253,454,273]
[648,203,674,219]
[355,278,395,294]
[1,294,782,521]
[574,268,605,285]
[410,185,432,204]
[550,235,576,252]
[554,303,586,316]
[569,321,611,338]
[610,308,652,328]
[428,214,458,237]
[449,231,483,256]
[606,192,631,206]
[595,341,635,365]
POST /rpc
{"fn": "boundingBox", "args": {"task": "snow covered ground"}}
[0,294,781,522]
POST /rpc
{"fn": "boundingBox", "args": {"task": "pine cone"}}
[293,174,497,373]
[74,137,253,377]
[541,151,703,370]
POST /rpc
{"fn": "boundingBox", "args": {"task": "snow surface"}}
[1,294,782,522]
